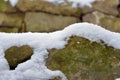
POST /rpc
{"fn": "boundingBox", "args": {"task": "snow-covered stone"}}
[1,22,120,80]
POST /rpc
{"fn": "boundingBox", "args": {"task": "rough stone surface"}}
[47,36,120,80]
[17,0,82,16]
[0,28,18,33]
[0,13,24,28]
[0,0,119,33]
[25,12,80,32]
[0,0,17,12]
[82,0,119,16]
[93,0,119,16]
[5,45,33,69]
[83,11,120,32]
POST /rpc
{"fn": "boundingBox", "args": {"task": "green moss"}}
[5,45,33,69]
[47,36,120,80]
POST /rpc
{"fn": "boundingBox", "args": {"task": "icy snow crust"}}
[0,22,120,80]
[4,0,97,7]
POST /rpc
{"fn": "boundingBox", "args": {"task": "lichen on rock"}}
[47,36,120,80]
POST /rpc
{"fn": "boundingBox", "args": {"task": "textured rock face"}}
[47,36,120,80]
[0,0,120,33]
[0,13,23,27]
[25,12,80,32]
[83,11,120,32]
[0,13,24,32]
[5,45,33,69]
[0,0,16,12]
[92,0,119,16]
[17,0,82,16]
[82,0,119,16]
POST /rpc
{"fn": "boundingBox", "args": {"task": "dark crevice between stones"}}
[117,4,120,17]
[5,45,33,70]
[80,13,85,22]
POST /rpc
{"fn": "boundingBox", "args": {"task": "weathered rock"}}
[93,0,119,16]
[83,11,120,32]
[81,6,94,14]
[82,0,119,16]
[47,36,120,80]
[25,12,80,32]
[17,0,82,16]
[5,45,33,69]
[0,27,18,32]
[0,13,24,28]
[0,0,17,12]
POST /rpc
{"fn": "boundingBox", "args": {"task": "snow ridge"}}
[0,22,120,80]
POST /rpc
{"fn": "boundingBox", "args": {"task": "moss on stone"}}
[5,45,33,69]
[47,36,120,80]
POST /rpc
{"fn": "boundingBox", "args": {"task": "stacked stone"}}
[0,0,80,32]
[82,0,120,32]
[0,0,120,32]
[0,0,119,32]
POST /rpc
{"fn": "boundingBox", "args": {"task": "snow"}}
[4,0,100,7]
[68,0,96,7]
[0,22,120,80]
[4,0,18,7]
[45,0,98,7]
[9,0,19,7]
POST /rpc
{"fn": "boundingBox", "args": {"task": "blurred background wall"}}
[0,0,120,33]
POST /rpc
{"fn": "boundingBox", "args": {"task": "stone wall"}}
[2,1,120,80]
[0,0,120,33]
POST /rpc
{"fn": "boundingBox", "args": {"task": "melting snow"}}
[45,0,97,7]
[4,0,99,7]
[4,0,18,7]
[0,22,120,80]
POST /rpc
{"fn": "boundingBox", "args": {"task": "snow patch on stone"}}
[45,0,97,7]
[4,0,102,7]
